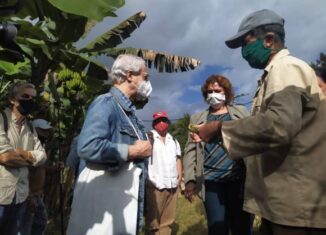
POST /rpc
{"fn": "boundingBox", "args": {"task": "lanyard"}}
[116,102,142,140]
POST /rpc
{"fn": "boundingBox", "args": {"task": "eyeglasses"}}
[207,89,223,94]
[130,71,149,81]
[154,118,169,123]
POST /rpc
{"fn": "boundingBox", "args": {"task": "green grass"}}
[139,194,207,235]
[46,193,261,235]
[172,195,208,235]
[142,193,261,235]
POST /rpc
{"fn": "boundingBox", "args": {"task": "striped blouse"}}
[203,112,244,182]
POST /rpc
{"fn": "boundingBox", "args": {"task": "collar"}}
[152,129,172,140]
[7,108,26,125]
[264,48,290,73]
[110,87,135,112]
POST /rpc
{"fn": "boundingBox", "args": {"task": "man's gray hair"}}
[110,54,146,84]
[8,82,35,100]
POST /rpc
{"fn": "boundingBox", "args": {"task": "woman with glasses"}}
[183,75,252,235]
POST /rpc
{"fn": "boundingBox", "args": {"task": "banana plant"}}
[48,0,201,72]
[0,0,200,86]
[0,0,201,147]
[0,0,201,136]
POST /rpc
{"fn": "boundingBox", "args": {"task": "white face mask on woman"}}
[206,92,226,109]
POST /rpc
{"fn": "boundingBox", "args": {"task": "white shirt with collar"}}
[0,108,46,204]
[148,130,181,190]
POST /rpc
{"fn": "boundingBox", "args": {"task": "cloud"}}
[87,0,326,124]
[188,85,201,92]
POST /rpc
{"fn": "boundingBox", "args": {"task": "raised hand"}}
[190,121,222,143]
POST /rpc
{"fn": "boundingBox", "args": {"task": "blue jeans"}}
[0,200,27,235]
[19,196,48,235]
[204,180,252,235]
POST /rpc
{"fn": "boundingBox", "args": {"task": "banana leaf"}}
[48,0,125,21]
[0,59,29,75]
[0,48,24,64]
[10,17,57,42]
[81,11,146,53]
[103,47,201,73]
[58,51,108,80]
[16,0,88,43]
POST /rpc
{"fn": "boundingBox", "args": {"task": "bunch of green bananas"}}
[58,69,81,82]
[66,78,86,91]
[58,69,74,82]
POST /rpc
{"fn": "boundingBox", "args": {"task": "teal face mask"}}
[241,39,272,69]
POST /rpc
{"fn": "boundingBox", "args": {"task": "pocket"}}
[119,125,137,137]
[119,125,138,144]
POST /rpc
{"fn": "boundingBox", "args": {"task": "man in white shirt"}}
[0,82,46,235]
[145,111,182,235]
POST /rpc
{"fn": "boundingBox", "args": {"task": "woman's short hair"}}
[8,82,35,100]
[109,54,146,84]
[201,74,234,104]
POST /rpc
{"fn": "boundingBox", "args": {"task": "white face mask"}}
[206,93,226,109]
[136,80,152,100]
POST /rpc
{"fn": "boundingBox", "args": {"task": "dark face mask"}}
[133,97,148,110]
[241,39,272,69]
[17,99,36,116]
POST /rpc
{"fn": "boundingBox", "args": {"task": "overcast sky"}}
[86,0,326,127]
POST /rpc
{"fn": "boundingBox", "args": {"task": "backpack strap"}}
[1,110,8,133]
[0,110,33,134]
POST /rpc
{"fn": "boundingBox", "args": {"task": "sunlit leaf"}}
[16,0,88,43]
[0,60,29,75]
[48,0,125,21]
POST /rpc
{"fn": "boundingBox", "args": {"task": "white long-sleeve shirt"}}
[0,108,46,204]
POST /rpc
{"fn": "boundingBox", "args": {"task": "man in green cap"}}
[190,9,326,235]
